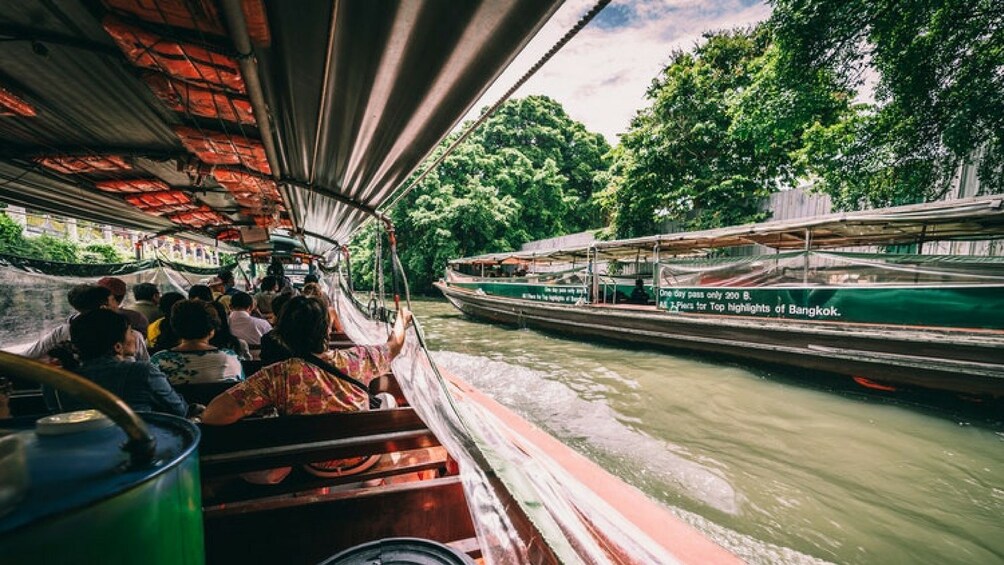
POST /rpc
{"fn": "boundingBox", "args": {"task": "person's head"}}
[301,282,324,298]
[67,284,113,313]
[267,257,285,277]
[259,275,277,292]
[304,274,319,285]
[170,299,219,341]
[219,270,235,288]
[231,291,253,311]
[277,296,329,355]
[269,292,292,324]
[96,277,128,308]
[133,282,161,304]
[70,309,131,360]
[158,292,186,319]
[188,284,214,302]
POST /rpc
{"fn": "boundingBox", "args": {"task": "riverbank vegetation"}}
[352,2,1001,294]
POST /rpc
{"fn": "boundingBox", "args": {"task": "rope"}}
[379,0,611,215]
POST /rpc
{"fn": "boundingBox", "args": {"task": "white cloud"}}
[464,0,772,144]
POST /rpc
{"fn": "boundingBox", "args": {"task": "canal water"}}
[411,298,1004,564]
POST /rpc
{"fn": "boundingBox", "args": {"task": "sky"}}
[465,0,772,144]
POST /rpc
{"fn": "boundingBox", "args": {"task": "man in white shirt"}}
[22,284,150,362]
[228,291,272,346]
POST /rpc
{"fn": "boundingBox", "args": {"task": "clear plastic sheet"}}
[0,259,213,352]
[332,282,680,564]
[658,251,1004,288]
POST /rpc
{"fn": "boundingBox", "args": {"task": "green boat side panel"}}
[451,281,589,304]
[657,285,1004,329]
[450,281,1004,330]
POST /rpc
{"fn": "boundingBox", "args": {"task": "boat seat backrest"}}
[198,407,439,477]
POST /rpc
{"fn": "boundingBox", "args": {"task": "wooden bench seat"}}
[203,476,476,564]
[198,406,444,508]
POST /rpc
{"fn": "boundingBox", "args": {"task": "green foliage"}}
[602,26,853,237]
[81,243,126,264]
[380,95,611,293]
[20,235,80,263]
[771,0,1004,207]
[219,253,237,267]
[0,213,25,254]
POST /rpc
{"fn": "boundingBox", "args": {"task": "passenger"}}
[228,291,272,346]
[150,300,243,385]
[266,257,293,293]
[628,278,650,305]
[202,297,411,477]
[219,270,239,297]
[23,284,149,362]
[254,275,278,317]
[132,282,162,324]
[259,293,293,365]
[188,284,214,302]
[47,309,191,417]
[97,277,149,336]
[208,301,250,359]
[148,291,185,352]
[301,282,345,334]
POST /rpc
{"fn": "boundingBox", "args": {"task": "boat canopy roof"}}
[0,0,561,258]
[450,196,1004,265]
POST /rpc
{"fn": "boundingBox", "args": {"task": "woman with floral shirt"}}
[201,296,411,478]
[151,300,243,385]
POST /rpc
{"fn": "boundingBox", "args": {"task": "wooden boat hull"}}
[436,282,1004,397]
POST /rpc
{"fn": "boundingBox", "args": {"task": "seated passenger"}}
[151,300,244,385]
[202,297,411,478]
[301,282,345,334]
[148,291,186,352]
[188,284,214,302]
[628,278,650,305]
[254,275,279,319]
[208,301,251,359]
[258,293,293,365]
[98,277,149,336]
[228,291,272,346]
[47,309,189,416]
[23,284,149,362]
[131,282,163,326]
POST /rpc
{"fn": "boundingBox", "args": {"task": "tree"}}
[602,26,853,236]
[21,235,80,263]
[771,0,1004,207]
[0,212,25,255]
[81,243,126,264]
[371,96,611,293]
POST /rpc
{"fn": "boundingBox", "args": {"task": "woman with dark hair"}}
[48,309,190,416]
[148,291,186,352]
[207,301,251,359]
[203,297,411,478]
[151,300,243,385]
[258,292,292,365]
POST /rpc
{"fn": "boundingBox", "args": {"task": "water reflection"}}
[416,299,1004,565]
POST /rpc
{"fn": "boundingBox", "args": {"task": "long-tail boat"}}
[0,0,738,563]
[438,197,1004,398]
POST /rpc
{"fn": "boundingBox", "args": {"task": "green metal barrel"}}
[0,411,204,564]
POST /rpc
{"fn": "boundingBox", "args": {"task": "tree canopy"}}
[599,26,854,237]
[351,95,610,293]
[771,0,1004,208]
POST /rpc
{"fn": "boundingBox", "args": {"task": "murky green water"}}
[412,298,1004,564]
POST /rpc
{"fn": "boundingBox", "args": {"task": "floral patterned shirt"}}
[150,348,244,385]
[225,345,392,416]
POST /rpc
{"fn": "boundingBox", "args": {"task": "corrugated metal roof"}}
[0,0,562,254]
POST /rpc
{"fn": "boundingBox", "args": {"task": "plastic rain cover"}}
[330,280,681,564]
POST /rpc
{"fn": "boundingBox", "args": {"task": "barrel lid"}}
[321,537,475,565]
[35,410,114,436]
